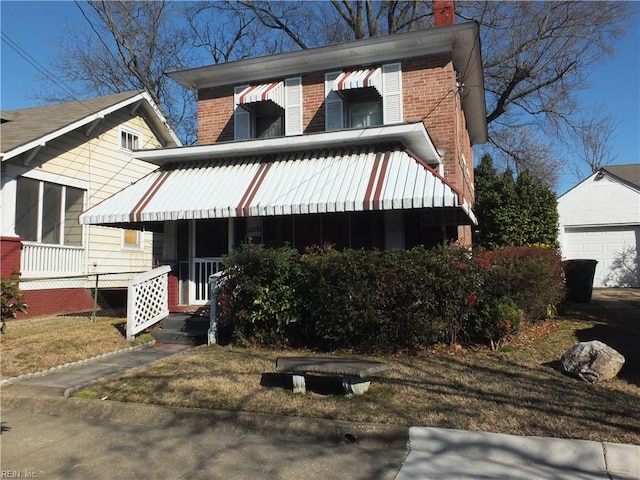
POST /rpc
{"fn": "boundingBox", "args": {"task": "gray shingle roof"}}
[602,164,640,189]
[0,91,172,155]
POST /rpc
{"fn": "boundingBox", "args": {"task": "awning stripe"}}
[130,171,171,222]
[238,82,284,108]
[363,152,382,211]
[237,162,273,217]
[373,151,391,210]
[80,146,476,226]
[334,68,382,95]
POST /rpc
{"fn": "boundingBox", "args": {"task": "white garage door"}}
[564,226,639,287]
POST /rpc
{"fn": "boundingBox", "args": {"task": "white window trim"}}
[15,176,86,246]
[6,163,90,190]
[121,228,144,250]
[119,126,143,152]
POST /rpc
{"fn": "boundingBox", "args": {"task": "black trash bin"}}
[563,259,598,303]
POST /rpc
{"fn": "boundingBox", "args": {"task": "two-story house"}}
[79,14,487,310]
[1,91,180,316]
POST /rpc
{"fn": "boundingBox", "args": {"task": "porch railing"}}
[193,257,224,303]
[21,242,83,277]
[127,265,171,341]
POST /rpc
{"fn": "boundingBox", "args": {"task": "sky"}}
[1,1,639,195]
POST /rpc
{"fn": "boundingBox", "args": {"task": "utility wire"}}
[1,31,94,113]
[421,88,454,121]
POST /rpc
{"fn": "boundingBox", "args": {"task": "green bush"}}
[1,274,29,332]
[298,246,381,349]
[215,244,563,351]
[471,296,522,347]
[477,247,565,322]
[217,243,302,346]
[370,248,441,349]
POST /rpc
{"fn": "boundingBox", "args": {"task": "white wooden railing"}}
[193,257,224,303]
[21,242,83,277]
[127,265,171,341]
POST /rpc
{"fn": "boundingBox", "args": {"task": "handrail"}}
[127,265,172,341]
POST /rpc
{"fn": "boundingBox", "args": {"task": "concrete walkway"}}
[2,290,640,479]
[398,427,639,480]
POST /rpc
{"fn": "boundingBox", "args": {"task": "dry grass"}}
[75,305,640,445]
[0,314,150,379]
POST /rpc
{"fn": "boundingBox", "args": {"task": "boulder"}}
[561,341,625,383]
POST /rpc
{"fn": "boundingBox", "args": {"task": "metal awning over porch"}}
[79,145,476,227]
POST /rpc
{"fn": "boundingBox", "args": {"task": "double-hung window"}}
[15,176,85,246]
[325,63,402,131]
[234,78,302,140]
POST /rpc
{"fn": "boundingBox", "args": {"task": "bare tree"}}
[37,1,198,143]
[220,0,633,186]
[567,109,619,180]
[458,1,631,183]
[36,0,634,165]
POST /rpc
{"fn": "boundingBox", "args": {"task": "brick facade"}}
[196,51,475,227]
[1,236,22,278]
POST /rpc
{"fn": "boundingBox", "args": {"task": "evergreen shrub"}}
[477,246,565,322]
[215,244,564,351]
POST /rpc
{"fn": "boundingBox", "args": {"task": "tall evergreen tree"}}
[474,154,558,249]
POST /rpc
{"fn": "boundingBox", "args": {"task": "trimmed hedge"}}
[477,247,565,322]
[216,244,565,351]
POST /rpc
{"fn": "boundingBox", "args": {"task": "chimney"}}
[434,0,455,27]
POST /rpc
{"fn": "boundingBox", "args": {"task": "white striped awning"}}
[333,68,382,96]
[79,146,475,226]
[237,82,285,109]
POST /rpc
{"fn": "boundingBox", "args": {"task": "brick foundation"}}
[1,236,22,278]
[21,288,95,317]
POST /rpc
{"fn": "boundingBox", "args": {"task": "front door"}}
[191,219,230,304]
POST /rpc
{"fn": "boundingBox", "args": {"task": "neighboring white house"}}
[1,91,180,316]
[558,165,640,288]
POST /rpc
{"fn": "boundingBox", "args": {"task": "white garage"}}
[558,165,639,288]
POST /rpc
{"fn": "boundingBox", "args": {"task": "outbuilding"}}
[558,165,639,288]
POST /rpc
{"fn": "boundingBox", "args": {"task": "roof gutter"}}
[134,122,441,167]
[1,92,181,162]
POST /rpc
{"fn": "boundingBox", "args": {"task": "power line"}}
[1,31,94,113]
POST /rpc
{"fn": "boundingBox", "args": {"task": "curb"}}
[0,341,156,386]
[2,394,409,450]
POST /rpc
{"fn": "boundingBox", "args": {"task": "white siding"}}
[10,110,163,276]
[558,173,640,227]
[558,171,640,287]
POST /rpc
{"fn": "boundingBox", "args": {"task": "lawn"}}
[71,301,640,445]
[0,314,151,379]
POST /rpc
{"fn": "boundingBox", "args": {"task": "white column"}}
[0,170,18,237]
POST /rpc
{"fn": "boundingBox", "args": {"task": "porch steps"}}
[150,313,209,346]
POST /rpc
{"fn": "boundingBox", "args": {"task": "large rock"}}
[561,341,625,382]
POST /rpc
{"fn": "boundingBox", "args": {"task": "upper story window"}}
[15,177,84,246]
[346,89,383,128]
[120,127,141,151]
[234,78,302,140]
[325,63,402,131]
